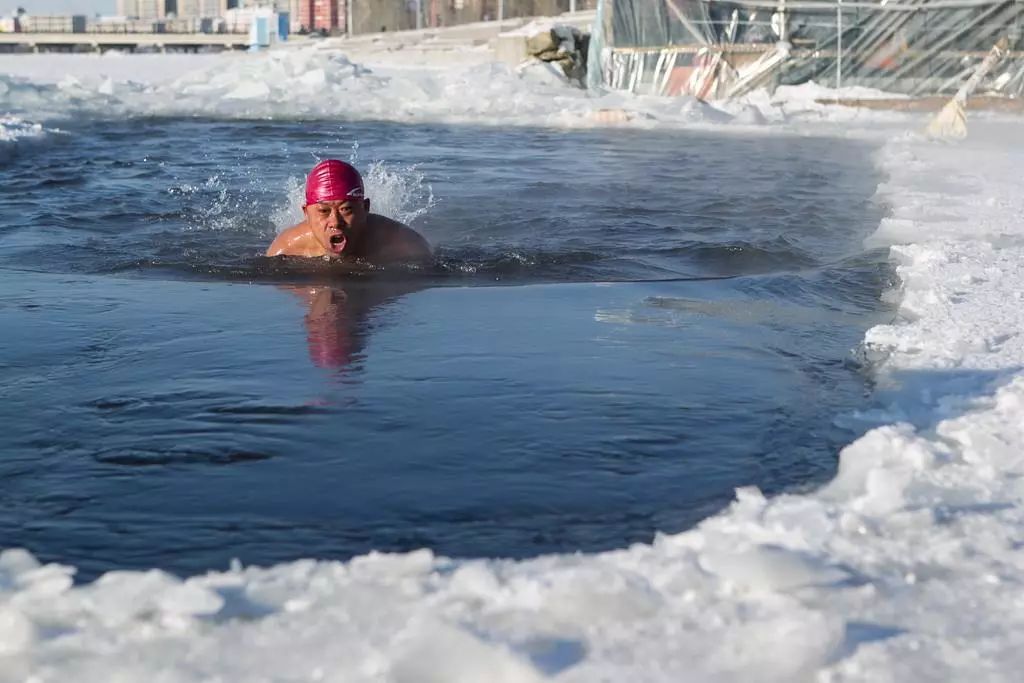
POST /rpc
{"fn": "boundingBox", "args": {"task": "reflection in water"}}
[281,281,427,371]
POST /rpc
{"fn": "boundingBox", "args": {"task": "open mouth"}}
[328,232,347,254]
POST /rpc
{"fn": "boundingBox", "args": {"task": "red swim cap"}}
[304,159,364,207]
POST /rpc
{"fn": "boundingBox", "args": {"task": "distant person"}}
[266,160,431,264]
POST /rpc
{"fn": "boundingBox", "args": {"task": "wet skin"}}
[266,198,431,264]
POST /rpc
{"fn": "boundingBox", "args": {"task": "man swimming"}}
[266,159,431,263]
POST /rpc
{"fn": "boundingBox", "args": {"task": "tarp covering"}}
[591,0,1024,97]
[609,0,714,46]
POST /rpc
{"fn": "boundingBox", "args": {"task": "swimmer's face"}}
[304,198,370,256]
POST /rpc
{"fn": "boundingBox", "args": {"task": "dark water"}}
[0,119,891,580]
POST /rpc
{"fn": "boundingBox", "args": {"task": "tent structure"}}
[586,0,1024,99]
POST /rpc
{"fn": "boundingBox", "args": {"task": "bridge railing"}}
[7,16,254,35]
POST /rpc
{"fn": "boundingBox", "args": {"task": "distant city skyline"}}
[0,1,289,15]
[0,1,116,15]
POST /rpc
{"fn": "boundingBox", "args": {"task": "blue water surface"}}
[0,119,891,579]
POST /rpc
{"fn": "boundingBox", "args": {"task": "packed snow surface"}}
[2,38,1024,681]
[0,43,780,128]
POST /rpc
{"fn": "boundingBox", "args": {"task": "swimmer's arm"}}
[265,235,288,257]
[369,215,432,263]
[388,228,433,262]
[265,223,309,257]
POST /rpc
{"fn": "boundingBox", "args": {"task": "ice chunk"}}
[225,80,272,100]
[391,622,545,683]
[0,607,35,655]
[699,543,850,591]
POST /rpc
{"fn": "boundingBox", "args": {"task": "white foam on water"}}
[2,43,1024,681]
[269,173,309,231]
[0,115,46,144]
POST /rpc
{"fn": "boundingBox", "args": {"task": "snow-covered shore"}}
[2,38,1023,681]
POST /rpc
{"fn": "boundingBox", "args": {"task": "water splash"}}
[361,160,435,227]
[266,158,435,236]
[0,115,50,144]
[169,171,280,240]
[269,174,306,231]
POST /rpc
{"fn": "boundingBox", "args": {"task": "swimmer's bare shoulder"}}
[365,214,432,263]
[266,222,319,257]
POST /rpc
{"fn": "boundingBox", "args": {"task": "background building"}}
[294,0,342,33]
[115,0,167,20]
[172,1,227,19]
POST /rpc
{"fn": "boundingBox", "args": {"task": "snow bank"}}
[776,81,910,104]
[499,19,569,37]
[0,52,234,86]
[0,45,739,128]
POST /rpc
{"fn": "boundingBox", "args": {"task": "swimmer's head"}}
[304,160,365,207]
[303,160,371,256]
